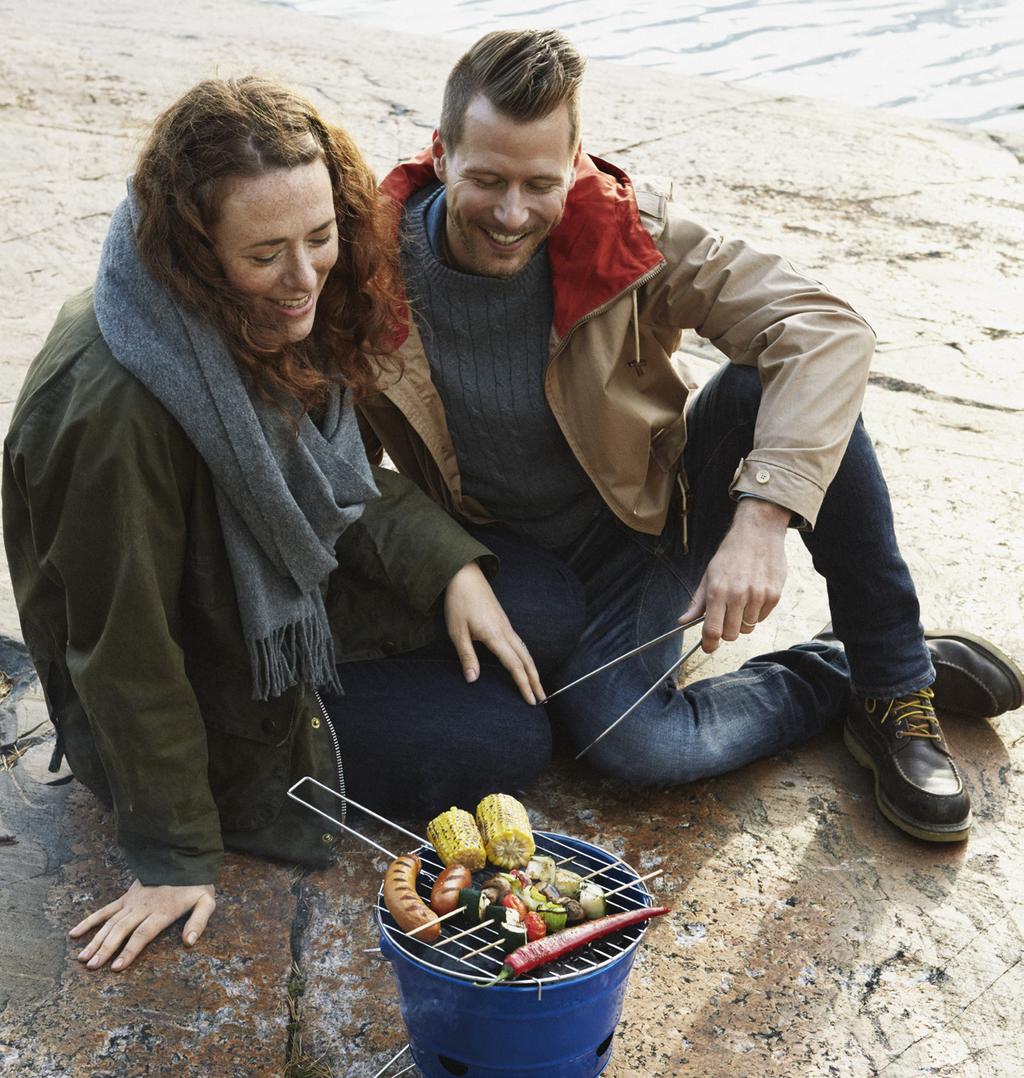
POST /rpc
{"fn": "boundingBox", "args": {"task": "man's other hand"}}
[680,498,790,652]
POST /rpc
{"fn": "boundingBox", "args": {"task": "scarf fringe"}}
[248,609,343,702]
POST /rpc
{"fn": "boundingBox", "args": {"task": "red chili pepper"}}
[486,906,670,984]
[501,893,529,920]
[523,911,547,942]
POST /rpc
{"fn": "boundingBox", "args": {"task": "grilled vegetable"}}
[518,885,547,913]
[558,897,586,924]
[579,882,607,920]
[500,920,528,954]
[480,875,513,899]
[485,906,671,983]
[456,886,485,924]
[511,869,532,891]
[555,868,583,898]
[383,855,441,942]
[486,902,511,927]
[537,902,568,934]
[430,864,473,915]
[539,883,562,903]
[474,794,535,868]
[523,911,547,942]
[427,807,486,870]
[526,855,557,885]
[501,893,529,921]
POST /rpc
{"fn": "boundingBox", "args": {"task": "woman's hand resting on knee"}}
[69,878,216,971]
[444,561,545,705]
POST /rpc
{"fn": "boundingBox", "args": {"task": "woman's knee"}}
[339,667,552,816]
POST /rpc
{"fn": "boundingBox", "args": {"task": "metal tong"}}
[540,615,706,760]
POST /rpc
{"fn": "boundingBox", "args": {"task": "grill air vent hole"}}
[438,1055,469,1075]
[596,1031,615,1057]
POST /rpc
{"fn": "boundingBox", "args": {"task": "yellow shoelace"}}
[866,686,940,739]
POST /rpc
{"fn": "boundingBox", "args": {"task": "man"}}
[359,29,1023,841]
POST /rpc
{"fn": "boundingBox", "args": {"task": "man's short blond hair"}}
[440,29,586,152]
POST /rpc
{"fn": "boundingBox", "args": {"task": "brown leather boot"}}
[844,687,971,842]
[924,630,1024,719]
[815,624,1023,720]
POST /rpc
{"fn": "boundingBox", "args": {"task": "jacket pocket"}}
[189,654,300,831]
[650,412,687,472]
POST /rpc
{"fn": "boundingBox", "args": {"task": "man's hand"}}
[444,561,545,704]
[69,878,216,971]
[680,498,790,652]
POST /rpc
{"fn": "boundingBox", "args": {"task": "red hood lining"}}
[381,150,663,341]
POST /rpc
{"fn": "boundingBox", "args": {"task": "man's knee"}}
[690,362,762,423]
[486,539,587,674]
[555,698,721,787]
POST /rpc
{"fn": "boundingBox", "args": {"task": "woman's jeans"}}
[325,529,586,817]
[329,362,934,803]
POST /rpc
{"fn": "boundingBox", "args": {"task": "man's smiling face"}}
[432,94,580,278]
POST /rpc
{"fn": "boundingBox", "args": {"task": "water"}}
[269,0,1024,133]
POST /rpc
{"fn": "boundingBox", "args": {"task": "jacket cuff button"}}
[755,468,771,484]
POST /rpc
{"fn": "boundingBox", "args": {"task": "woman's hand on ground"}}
[444,560,545,704]
[680,498,790,652]
[69,878,216,971]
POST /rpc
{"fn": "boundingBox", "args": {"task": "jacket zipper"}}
[546,260,682,529]
[547,259,667,364]
[313,688,346,828]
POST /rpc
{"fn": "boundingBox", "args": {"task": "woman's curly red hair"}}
[133,76,400,410]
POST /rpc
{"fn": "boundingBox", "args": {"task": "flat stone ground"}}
[1,2,1022,1075]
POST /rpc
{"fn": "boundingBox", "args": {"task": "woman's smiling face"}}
[211,159,338,345]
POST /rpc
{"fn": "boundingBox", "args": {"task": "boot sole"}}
[843,726,971,843]
[924,628,1024,711]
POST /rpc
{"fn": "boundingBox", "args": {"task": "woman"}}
[2,78,582,970]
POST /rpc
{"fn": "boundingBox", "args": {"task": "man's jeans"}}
[331,362,934,797]
[540,362,934,785]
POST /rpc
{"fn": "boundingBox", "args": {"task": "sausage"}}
[384,854,440,942]
[430,864,473,915]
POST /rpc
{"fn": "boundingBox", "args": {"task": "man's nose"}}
[494,189,529,232]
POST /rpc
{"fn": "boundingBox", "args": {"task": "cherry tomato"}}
[524,911,547,942]
[501,893,528,920]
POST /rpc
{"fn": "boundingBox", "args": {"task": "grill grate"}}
[376,830,655,986]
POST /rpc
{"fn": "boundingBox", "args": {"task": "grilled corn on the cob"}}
[427,807,486,870]
[475,793,535,869]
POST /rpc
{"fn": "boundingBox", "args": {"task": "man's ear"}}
[431,130,447,181]
[568,141,583,188]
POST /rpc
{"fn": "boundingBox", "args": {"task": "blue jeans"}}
[331,362,933,797]
[326,531,586,816]
[540,362,934,784]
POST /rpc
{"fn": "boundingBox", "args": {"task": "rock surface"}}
[0,1,1021,1075]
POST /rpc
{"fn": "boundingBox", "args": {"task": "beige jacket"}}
[360,151,876,535]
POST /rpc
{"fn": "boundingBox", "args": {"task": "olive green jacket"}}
[2,291,493,885]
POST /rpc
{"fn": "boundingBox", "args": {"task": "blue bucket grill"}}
[376,831,655,1077]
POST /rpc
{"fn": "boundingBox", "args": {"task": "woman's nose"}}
[284,249,317,292]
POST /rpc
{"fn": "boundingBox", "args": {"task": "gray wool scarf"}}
[94,188,378,700]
